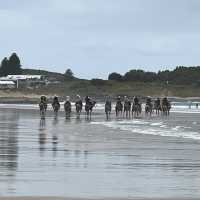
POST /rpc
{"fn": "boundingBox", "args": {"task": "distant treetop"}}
[0,53,22,77]
[108,72,122,81]
[64,68,74,79]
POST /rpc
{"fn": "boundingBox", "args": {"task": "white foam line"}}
[91,121,200,141]
[150,122,163,126]
[170,109,200,114]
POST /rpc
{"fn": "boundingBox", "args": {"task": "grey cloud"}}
[0,0,200,78]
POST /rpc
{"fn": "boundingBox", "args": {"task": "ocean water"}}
[0,103,200,198]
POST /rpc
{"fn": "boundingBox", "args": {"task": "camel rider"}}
[134,96,139,105]
[52,95,60,108]
[75,95,83,109]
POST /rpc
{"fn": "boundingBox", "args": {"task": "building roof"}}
[0,80,15,85]
[7,75,42,80]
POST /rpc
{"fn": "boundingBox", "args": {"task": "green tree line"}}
[108,66,200,85]
[1,52,200,86]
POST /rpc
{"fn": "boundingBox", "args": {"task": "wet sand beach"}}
[0,104,200,199]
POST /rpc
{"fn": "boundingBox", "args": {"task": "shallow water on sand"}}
[0,107,200,198]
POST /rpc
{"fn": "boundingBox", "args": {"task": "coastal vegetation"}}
[0,53,200,98]
[108,67,200,85]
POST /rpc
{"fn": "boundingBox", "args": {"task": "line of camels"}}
[39,95,171,120]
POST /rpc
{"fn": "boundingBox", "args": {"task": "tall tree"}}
[108,72,122,81]
[64,68,74,79]
[8,53,22,75]
[0,57,9,76]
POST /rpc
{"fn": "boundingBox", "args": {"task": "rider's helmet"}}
[76,94,81,99]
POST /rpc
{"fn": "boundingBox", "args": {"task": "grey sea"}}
[0,103,200,199]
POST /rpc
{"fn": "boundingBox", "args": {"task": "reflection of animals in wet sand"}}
[39,119,46,153]
[105,100,111,120]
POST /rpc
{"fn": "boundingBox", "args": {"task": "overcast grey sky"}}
[0,0,200,79]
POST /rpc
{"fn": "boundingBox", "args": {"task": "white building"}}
[0,75,47,88]
[0,80,15,89]
[7,75,44,80]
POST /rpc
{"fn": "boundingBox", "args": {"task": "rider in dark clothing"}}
[85,96,95,108]
[75,95,83,109]
[116,96,121,103]
[64,96,71,112]
[40,95,48,110]
[40,95,47,103]
[116,96,123,107]
[85,96,90,104]
[124,96,131,107]
[134,96,139,105]
[52,96,60,107]
[155,98,160,107]
[128,99,131,107]
[146,97,152,106]
[162,97,168,106]
[157,98,160,105]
